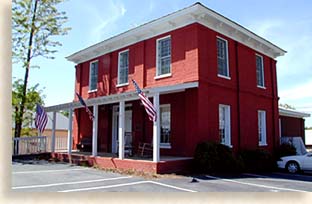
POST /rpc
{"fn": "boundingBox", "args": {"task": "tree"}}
[279,103,295,110]
[12,79,45,135]
[12,0,70,139]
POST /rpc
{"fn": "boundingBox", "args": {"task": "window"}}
[156,36,171,77]
[258,110,267,146]
[118,50,129,85]
[219,104,231,147]
[89,60,98,91]
[217,37,229,78]
[256,54,265,87]
[160,104,171,148]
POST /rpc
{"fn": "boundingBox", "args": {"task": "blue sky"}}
[12,0,312,127]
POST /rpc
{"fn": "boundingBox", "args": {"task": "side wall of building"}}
[280,116,305,142]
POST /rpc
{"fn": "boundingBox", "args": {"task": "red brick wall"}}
[195,24,279,153]
[280,116,305,140]
[73,22,280,156]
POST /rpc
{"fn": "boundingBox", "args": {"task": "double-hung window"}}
[258,110,267,146]
[219,104,231,147]
[217,37,229,78]
[118,50,129,85]
[160,104,171,148]
[156,36,171,77]
[256,54,265,87]
[89,60,98,91]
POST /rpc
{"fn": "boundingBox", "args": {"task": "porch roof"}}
[44,82,198,112]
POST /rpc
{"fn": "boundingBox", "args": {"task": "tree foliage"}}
[12,0,70,65]
[12,79,45,135]
[12,0,70,139]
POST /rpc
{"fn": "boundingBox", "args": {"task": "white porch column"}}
[67,108,73,154]
[118,100,125,159]
[92,105,99,156]
[51,111,56,153]
[153,92,160,162]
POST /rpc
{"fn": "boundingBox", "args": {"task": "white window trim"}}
[256,54,265,88]
[217,36,230,78]
[89,60,98,91]
[117,49,129,86]
[156,35,171,77]
[160,104,171,148]
[154,73,172,80]
[258,110,267,146]
[219,104,232,147]
[217,74,231,80]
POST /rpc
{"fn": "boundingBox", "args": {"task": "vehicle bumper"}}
[277,161,285,169]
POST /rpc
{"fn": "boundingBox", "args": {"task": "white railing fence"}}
[12,135,68,155]
[13,136,47,155]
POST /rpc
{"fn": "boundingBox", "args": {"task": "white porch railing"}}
[13,136,47,155]
[46,136,68,152]
[12,135,68,155]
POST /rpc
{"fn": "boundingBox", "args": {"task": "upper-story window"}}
[89,60,98,91]
[256,54,265,88]
[118,50,129,86]
[217,37,229,78]
[219,104,231,147]
[258,110,267,146]
[156,36,171,77]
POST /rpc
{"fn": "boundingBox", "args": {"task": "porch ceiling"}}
[44,82,198,112]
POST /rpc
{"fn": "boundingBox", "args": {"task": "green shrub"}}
[274,143,297,159]
[239,149,276,172]
[193,141,244,173]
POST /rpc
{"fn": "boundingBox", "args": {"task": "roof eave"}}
[66,3,286,64]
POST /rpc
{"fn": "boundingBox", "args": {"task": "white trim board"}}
[44,82,199,112]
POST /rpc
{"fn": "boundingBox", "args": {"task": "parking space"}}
[12,160,312,192]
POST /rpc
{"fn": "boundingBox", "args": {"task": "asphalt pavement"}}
[11,160,312,192]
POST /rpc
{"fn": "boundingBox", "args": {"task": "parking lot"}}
[12,160,312,192]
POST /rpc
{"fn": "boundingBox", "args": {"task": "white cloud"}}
[279,80,312,101]
[92,0,127,42]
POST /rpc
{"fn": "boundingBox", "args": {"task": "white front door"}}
[112,105,132,153]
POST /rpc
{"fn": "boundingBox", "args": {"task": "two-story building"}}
[45,3,286,173]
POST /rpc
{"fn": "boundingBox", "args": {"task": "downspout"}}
[270,59,277,149]
[235,42,241,151]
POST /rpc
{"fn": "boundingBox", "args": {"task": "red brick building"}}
[45,3,286,173]
[279,107,310,143]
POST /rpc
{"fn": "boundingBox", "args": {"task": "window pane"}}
[157,37,171,76]
[217,38,228,77]
[90,61,98,90]
[160,105,170,144]
[219,106,226,144]
[256,55,264,86]
[118,51,129,84]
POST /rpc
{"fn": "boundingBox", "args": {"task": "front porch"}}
[44,82,198,173]
[51,151,193,174]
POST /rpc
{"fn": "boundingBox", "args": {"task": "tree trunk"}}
[14,0,38,151]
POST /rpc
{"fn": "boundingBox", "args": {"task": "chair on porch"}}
[137,142,153,157]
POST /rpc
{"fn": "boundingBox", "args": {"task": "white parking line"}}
[59,180,197,192]
[243,173,312,184]
[59,181,150,192]
[147,181,197,192]
[205,175,308,192]
[12,168,90,174]
[12,176,132,189]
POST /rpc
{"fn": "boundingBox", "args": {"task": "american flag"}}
[132,79,157,122]
[35,104,48,133]
[76,92,94,121]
